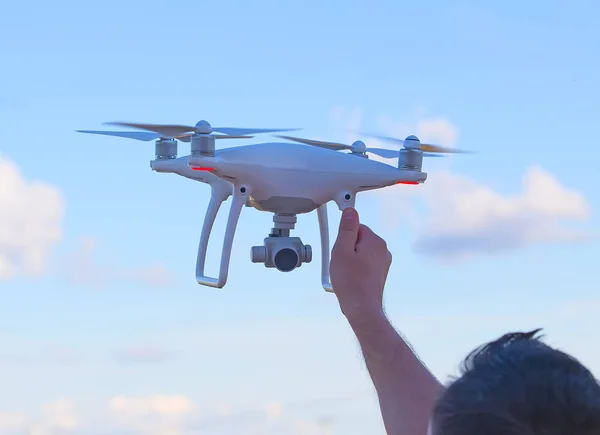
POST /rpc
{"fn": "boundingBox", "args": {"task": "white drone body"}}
[78,119,467,292]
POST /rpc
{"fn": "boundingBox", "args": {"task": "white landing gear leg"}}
[317,204,334,293]
[196,184,249,288]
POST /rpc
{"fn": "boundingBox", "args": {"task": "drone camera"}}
[251,237,312,272]
[155,138,178,160]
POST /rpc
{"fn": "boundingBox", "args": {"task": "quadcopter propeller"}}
[275,135,445,158]
[75,130,253,142]
[104,120,301,138]
[77,130,183,141]
[77,119,300,144]
[353,132,473,154]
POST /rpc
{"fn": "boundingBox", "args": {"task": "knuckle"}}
[375,235,387,250]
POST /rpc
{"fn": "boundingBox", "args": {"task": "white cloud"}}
[61,237,176,289]
[39,400,79,432]
[330,106,364,136]
[0,155,175,286]
[0,155,65,280]
[0,395,337,435]
[329,106,592,259]
[265,402,284,420]
[409,166,591,259]
[0,411,28,433]
[110,394,193,419]
[377,114,459,148]
[0,400,79,435]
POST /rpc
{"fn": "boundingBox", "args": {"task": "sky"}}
[1,0,599,433]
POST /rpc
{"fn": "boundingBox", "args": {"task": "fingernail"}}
[342,208,357,221]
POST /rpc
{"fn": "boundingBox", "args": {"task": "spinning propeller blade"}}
[214,127,301,136]
[276,135,351,151]
[104,121,301,138]
[77,130,254,143]
[364,147,445,159]
[276,135,446,158]
[176,135,254,143]
[76,130,165,141]
[78,119,300,145]
[355,132,473,154]
[361,147,396,158]
[104,122,195,137]
[213,135,255,139]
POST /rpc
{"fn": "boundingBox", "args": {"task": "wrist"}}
[339,299,386,332]
[344,306,401,365]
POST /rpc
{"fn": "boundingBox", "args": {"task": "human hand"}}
[329,207,392,321]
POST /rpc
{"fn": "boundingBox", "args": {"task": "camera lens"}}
[273,248,299,272]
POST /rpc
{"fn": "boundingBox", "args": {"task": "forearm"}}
[347,309,443,435]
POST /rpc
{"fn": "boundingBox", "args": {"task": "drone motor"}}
[191,134,216,157]
[397,148,423,171]
[397,136,424,171]
[154,138,178,160]
[190,120,216,157]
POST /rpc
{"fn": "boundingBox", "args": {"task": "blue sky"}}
[1,0,599,433]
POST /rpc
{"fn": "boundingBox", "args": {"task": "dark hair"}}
[431,329,600,435]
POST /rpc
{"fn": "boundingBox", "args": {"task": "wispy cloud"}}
[113,344,177,364]
[59,237,176,289]
[0,344,82,367]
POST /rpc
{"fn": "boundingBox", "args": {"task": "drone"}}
[77,120,471,292]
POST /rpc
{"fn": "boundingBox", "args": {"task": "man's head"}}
[430,329,600,435]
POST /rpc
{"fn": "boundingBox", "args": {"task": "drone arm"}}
[196,185,247,288]
[317,204,334,293]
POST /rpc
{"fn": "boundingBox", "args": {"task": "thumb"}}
[334,207,360,253]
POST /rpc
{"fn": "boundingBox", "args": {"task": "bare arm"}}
[329,208,442,435]
[346,308,443,435]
